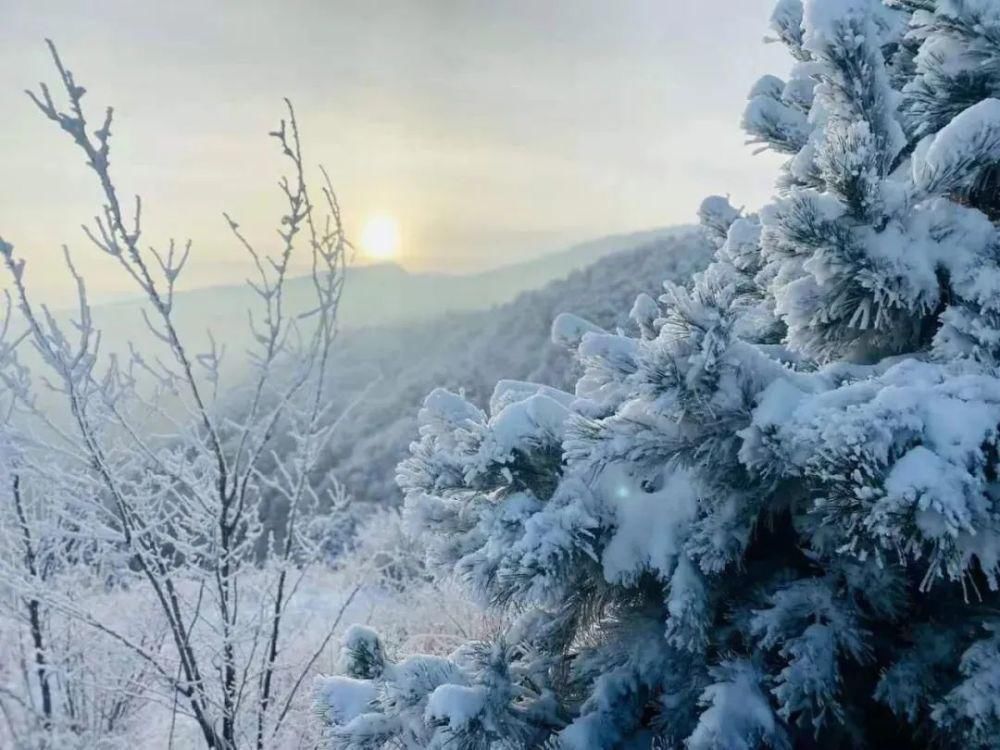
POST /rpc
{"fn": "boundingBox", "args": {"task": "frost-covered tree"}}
[0,42,358,749]
[316,1,1000,748]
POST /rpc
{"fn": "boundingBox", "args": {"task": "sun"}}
[360,213,401,261]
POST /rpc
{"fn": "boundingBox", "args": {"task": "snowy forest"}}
[5,0,1000,748]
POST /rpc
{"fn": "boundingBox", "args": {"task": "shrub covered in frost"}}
[318,1,1000,747]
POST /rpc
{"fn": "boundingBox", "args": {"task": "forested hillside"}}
[318,229,712,508]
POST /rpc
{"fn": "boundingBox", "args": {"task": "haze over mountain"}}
[83,225,687,338]
[12,226,692,422]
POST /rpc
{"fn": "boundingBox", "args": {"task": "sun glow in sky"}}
[360,213,401,261]
[1,0,788,303]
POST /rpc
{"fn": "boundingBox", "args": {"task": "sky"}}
[0,0,788,303]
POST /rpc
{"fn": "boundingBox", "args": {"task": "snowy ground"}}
[0,513,496,749]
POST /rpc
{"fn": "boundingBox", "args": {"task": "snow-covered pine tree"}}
[316,0,1000,746]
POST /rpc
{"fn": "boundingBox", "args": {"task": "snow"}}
[931,625,1000,744]
[424,684,486,729]
[341,623,380,655]
[598,464,698,584]
[687,660,784,750]
[551,311,604,349]
[314,676,377,724]
[802,0,872,53]
[743,95,810,152]
[719,217,763,272]
[738,376,809,471]
[699,196,741,232]
[798,0,907,171]
[770,0,804,45]
[749,74,786,101]
[490,379,574,415]
[771,623,839,722]
[763,139,1000,358]
[883,446,977,539]
[336,624,384,677]
[577,332,639,376]
[628,293,659,332]
[783,62,821,112]
[334,712,398,740]
[913,33,970,81]
[489,392,572,452]
[665,554,708,651]
[741,358,1000,584]
[421,387,485,426]
[914,99,1000,192]
[750,377,806,429]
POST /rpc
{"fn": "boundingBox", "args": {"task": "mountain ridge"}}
[86,225,689,333]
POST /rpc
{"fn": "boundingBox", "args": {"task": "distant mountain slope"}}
[315,228,713,509]
[85,227,688,351]
[7,225,698,434]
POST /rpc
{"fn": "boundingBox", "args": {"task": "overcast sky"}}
[1,0,788,302]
